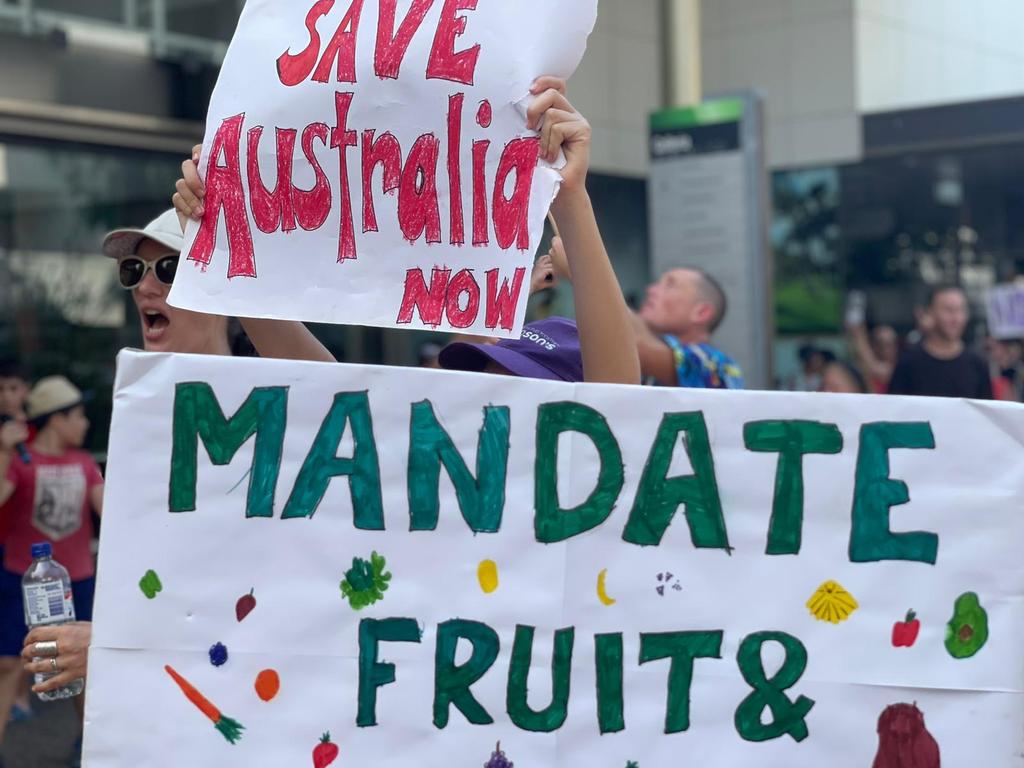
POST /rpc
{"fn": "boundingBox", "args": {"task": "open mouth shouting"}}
[139,306,171,345]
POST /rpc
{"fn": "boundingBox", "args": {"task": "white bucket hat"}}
[101,209,184,260]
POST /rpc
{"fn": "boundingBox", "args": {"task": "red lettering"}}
[375,0,434,79]
[398,133,442,244]
[397,267,450,326]
[187,114,256,279]
[277,0,335,86]
[445,269,480,328]
[331,91,359,261]
[247,127,297,235]
[361,130,402,233]
[485,267,526,331]
[311,0,365,84]
[294,122,332,231]
[492,137,540,250]
[426,0,481,85]
[447,93,465,245]
[471,139,489,246]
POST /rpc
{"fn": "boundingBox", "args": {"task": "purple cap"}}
[439,317,583,382]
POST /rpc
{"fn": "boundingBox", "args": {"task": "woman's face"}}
[126,238,229,355]
[821,363,861,394]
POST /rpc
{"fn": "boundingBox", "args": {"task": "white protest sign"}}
[987,283,1024,340]
[168,0,596,337]
[86,350,1024,766]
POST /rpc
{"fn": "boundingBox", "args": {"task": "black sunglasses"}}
[118,254,179,289]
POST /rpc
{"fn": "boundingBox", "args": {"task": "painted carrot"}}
[164,664,245,744]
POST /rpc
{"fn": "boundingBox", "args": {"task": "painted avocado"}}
[944,591,988,659]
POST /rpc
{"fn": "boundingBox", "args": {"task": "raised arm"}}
[173,146,336,363]
[528,78,640,386]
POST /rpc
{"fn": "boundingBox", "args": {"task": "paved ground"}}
[2,696,80,768]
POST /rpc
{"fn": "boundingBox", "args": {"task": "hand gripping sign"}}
[169,0,598,337]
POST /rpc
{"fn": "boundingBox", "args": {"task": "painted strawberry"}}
[235,588,256,622]
[313,732,339,768]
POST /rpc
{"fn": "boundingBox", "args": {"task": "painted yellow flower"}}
[807,580,859,624]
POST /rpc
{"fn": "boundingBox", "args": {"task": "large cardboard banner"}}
[86,351,1024,766]
[168,0,597,337]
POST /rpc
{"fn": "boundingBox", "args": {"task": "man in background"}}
[888,284,992,399]
[629,268,744,388]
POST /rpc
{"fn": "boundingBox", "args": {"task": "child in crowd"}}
[0,377,103,751]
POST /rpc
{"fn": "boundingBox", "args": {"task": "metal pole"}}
[124,0,137,28]
[20,0,33,35]
[152,0,167,57]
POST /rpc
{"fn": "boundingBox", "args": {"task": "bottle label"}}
[23,582,75,626]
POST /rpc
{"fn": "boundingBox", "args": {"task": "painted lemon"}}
[478,559,499,594]
[596,569,616,607]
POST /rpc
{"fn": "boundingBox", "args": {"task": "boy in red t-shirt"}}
[0,376,103,743]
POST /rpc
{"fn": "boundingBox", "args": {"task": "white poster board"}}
[987,282,1024,340]
[168,0,597,338]
[86,350,1024,766]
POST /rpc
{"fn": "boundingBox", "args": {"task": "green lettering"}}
[595,632,624,734]
[282,391,383,528]
[169,382,287,518]
[735,631,815,743]
[534,403,623,544]
[408,401,510,532]
[433,619,499,728]
[506,624,575,732]
[639,630,722,734]
[744,420,843,555]
[622,412,729,550]
[849,422,938,564]
[357,617,422,727]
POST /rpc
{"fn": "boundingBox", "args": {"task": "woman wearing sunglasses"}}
[103,209,333,361]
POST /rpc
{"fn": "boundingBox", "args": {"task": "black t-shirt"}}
[888,344,993,399]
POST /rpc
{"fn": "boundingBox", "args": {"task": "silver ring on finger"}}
[34,641,59,657]
[49,657,59,673]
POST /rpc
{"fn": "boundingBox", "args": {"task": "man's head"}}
[640,268,727,340]
[103,210,229,355]
[0,359,29,419]
[925,284,969,344]
[26,376,90,448]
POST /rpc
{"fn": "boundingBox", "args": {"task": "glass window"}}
[0,139,184,454]
[165,0,242,42]
[34,0,125,23]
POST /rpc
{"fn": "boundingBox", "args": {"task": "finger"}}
[175,179,204,220]
[30,669,79,694]
[182,157,205,199]
[526,88,574,130]
[538,110,579,160]
[23,626,61,647]
[192,143,203,164]
[542,122,569,164]
[531,76,567,96]
[25,653,76,676]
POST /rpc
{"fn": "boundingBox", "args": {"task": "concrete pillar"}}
[663,0,702,108]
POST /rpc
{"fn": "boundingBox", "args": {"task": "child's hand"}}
[530,253,556,295]
[528,76,590,194]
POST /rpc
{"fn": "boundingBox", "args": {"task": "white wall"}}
[856,0,1024,113]
[569,1,664,177]
[699,0,861,168]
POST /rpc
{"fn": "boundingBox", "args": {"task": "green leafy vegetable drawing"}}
[340,551,391,610]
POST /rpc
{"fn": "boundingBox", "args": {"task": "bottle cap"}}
[30,542,52,559]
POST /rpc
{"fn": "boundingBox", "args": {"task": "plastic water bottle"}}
[22,542,84,700]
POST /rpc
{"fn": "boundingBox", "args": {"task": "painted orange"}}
[255,669,280,702]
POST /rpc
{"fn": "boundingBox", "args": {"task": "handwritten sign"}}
[85,351,1024,766]
[167,0,597,337]
[987,283,1024,340]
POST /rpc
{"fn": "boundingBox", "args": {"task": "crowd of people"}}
[788,284,1018,401]
[0,75,1017,767]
